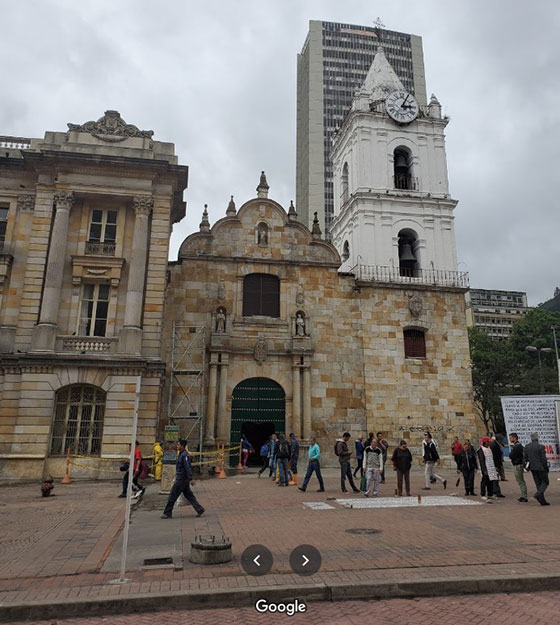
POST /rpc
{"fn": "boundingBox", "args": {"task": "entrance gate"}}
[230,378,285,467]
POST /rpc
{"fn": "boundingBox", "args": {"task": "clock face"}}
[385,90,419,124]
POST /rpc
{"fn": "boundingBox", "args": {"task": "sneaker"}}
[421,487,431,490]
[342,489,348,493]
[518,497,528,502]
[316,488,325,492]
[298,487,306,492]
[118,493,126,498]
[352,488,360,493]
[495,493,505,498]
[443,480,447,490]
[481,496,488,500]
[132,491,141,499]
[196,508,205,517]
[160,514,171,519]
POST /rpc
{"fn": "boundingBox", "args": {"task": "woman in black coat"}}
[458,440,478,496]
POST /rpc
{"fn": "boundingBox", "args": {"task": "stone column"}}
[216,356,229,441]
[31,191,74,351]
[292,363,301,438]
[118,195,152,354]
[302,366,312,440]
[205,361,218,444]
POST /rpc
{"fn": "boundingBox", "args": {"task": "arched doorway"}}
[230,377,285,467]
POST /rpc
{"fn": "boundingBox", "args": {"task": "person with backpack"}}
[119,440,145,498]
[335,432,360,493]
[257,438,270,477]
[422,432,447,490]
[276,434,291,486]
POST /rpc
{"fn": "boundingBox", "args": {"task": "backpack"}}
[277,440,290,459]
[260,443,269,457]
[334,441,341,456]
[138,459,149,479]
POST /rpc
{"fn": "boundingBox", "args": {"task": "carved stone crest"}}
[17,195,35,212]
[296,290,304,306]
[409,294,424,317]
[217,280,226,301]
[254,336,268,363]
[67,110,154,145]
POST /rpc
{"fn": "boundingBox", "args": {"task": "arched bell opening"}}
[341,162,349,204]
[342,240,350,262]
[393,147,415,190]
[398,229,420,277]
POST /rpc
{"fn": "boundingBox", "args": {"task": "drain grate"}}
[143,557,173,566]
[346,528,381,535]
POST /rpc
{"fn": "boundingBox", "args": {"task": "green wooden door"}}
[230,378,285,467]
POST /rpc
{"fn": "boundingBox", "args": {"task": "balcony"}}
[85,241,116,256]
[0,136,31,149]
[393,174,418,191]
[60,336,116,353]
[353,264,469,289]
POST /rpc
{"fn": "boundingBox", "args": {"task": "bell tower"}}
[331,47,458,278]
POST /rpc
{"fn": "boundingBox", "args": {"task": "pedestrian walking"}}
[363,438,383,496]
[508,433,528,502]
[298,436,325,492]
[451,436,464,473]
[376,432,389,483]
[119,441,144,498]
[241,434,253,468]
[490,435,506,497]
[523,432,550,506]
[268,433,278,478]
[457,440,478,495]
[257,438,270,477]
[289,433,300,477]
[391,439,413,496]
[353,435,365,479]
[477,436,498,500]
[161,439,205,519]
[423,434,439,483]
[422,432,446,490]
[335,432,360,493]
[275,434,291,486]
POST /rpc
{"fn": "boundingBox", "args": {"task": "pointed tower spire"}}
[288,200,297,221]
[226,195,236,216]
[199,204,210,232]
[428,93,442,119]
[311,211,322,240]
[361,45,404,101]
[256,171,269,198]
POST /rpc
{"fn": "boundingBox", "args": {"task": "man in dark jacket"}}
[289,433,300,478]
[523,432,550,505]
[336,432,360,493]
[276,434,291,486]
[458,440,478,496]
[509,432,527,502]
[422,432,446,490]
[490,436,505,497]
[161,439,205,519]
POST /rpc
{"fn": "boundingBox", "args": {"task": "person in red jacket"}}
[451,436,464,474]
[119,441,145,498]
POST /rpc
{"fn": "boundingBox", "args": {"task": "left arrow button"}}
[241,544,273,576]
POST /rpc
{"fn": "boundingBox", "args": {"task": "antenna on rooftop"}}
[373,17,386,29]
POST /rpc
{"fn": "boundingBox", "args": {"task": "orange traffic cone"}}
[217,444,227,478]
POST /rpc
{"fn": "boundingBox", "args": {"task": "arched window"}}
[393,147,415,190]
[341,162,349,203]
[243,273,280,317]
[50,385,106,456]
[398,229,419,277]
[342,240,350,262]
[404,329,426,358]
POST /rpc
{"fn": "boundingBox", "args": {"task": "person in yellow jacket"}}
[153,441,163,481]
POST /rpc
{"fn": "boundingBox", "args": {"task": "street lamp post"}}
[526,346,553,394]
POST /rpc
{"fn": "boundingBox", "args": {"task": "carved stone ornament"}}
[67,110,154,144]
[133,195,153,216]
[17,194,35,212]
[409,294,424,317]
[217,280,226,301]
[254,336,268,364]
[54,190,75,210]
[296,290,304,306]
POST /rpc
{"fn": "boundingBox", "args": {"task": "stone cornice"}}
[173,254,341,270]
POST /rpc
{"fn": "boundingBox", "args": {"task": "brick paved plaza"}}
[1,466,560,623]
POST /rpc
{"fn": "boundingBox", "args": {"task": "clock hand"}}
[401,94,410,108]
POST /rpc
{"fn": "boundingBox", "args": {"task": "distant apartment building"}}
[296,20,427,238]
[466,289,529,339]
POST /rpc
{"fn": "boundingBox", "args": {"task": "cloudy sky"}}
[2,1,559,305]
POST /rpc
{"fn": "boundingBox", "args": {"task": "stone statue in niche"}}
[408,294,424,318]
[257,223,268,245]
[295,312,306,337]
[215,307,226,333]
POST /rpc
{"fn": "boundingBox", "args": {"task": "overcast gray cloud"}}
[2,0,559,305]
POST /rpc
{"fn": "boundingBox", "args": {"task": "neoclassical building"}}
[0,111,187,479]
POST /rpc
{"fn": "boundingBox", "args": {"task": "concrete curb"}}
[2,573,560,622]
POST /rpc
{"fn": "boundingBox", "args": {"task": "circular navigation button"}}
[241,544,273,576]
[289,544,321,576]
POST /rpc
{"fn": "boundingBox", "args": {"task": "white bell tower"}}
[331,47,458,278]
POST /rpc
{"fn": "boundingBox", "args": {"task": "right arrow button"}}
[289,544,321,576]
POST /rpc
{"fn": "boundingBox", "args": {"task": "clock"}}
[385,90,419,124]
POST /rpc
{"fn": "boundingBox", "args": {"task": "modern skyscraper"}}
[296,20,427,237]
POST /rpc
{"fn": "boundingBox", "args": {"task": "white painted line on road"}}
[336,496,483,509]
[303,501,336,510]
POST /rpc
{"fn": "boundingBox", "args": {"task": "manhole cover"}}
[143,557,173,566]
[346,528,381,535]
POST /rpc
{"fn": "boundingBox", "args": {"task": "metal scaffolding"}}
[167,323,206,453]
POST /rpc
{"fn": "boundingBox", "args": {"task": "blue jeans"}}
[163,479,204,517]
[277,458,289,485]
[301,460,324,491]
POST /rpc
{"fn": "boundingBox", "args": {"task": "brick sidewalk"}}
[1,466,560,618]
